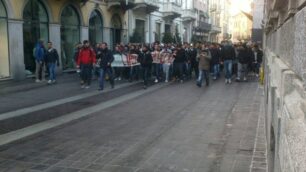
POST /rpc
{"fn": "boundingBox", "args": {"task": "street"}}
[0,78,265,172]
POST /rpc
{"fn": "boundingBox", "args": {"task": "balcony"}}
[107,0,136,10]
[194,21,211,32]
[182,9,196,22]
[161,2,182,19]
[210,3,217,12]
[210,25,222,33]
[133,0,159,13]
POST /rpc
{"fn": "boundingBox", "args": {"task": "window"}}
[0,0,9,78]
[23,0,49,74]
[89,10,103,46]
[61,5,80,69]
[135,19,145,43]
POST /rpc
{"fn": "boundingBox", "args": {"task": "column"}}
[81,26,89,42]
[8,20,25,80]
[49,23,62,73]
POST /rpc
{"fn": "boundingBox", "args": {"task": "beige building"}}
[263,0,306,171]
[230,11,253,43]
[217,0,231,41]
[0,0,128,80]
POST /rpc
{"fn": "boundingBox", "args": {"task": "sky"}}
[230,0,253,16]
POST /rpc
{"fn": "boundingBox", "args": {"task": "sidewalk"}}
[0,73,131,114]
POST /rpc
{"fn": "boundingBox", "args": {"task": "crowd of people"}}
[33,39,263,90]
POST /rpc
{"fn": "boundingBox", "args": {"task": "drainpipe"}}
[149,13,151,44]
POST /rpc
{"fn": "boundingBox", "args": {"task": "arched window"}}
[89,10,103,46]
[23,0,49,74]
[61,5,80,69]
[0,0,9,78]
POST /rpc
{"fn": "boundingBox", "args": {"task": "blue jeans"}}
[48,63,56,81]
[99,67,114,90]
[197,70,209,86]
[213,64,220,78]
[154,63,163,81]
[224,60,233,79]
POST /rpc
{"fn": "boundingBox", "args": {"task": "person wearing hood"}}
[96,42,115,91]
[33,40,46,82]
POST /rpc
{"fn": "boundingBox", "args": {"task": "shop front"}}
[23,0,49,75]
[60,5,80,70]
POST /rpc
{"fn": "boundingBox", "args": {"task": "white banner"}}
[112,53,140,67]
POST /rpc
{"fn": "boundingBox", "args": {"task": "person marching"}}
[34,40,46,82]
[197,48,211,87]
[45,42,59,84]
[77,40,96,89]
[97,42,115,91]
[138,45,153,89]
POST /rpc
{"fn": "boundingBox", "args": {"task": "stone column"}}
[8,19,26,80]
[81,26,89,42]
[49,23,62,73]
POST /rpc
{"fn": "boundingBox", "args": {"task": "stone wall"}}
[264,0,306,171]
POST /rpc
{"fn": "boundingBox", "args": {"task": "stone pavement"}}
[0,79,267,172]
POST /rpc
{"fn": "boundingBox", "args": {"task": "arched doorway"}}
[89,10,103,46]
[110,14,122,49]
[0,0,9,79]
[23,0,49,74]
[61,5,80,70]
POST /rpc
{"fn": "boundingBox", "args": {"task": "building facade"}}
[0,0,215,81]
[0,0,129,80]
[208,0,221,42]
[252,0,264,43]
[217,0,231,41]
[263,0,306,171]
[230,11,253,43]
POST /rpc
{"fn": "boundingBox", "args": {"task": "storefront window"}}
[23,0,49,74]
[0,0,9,79]
[61,5,80,69]
[89,10,103,46]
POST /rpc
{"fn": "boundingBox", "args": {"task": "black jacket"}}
[96,48,114,68]
[138,50,153,67]
[174,49,187,63]
[210,48,221,65]
[187,48,198,64]
[45,48,59,64]
[221,45,236,61]
[238,47,254,64]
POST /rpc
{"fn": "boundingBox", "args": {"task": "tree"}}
[173,25,182,44]
[130,30,142,43]
[162,32,173,44]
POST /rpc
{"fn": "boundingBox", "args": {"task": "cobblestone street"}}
[0,79,267,172]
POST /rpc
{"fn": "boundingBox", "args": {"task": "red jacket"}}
[77,48,96,65]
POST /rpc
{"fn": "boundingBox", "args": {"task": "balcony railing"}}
[161,2,182,19]
[133,0,159,13]
[197,21,211,32]
[107,0,136,10]
[182,9,196,21]
[211,25,222,33]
